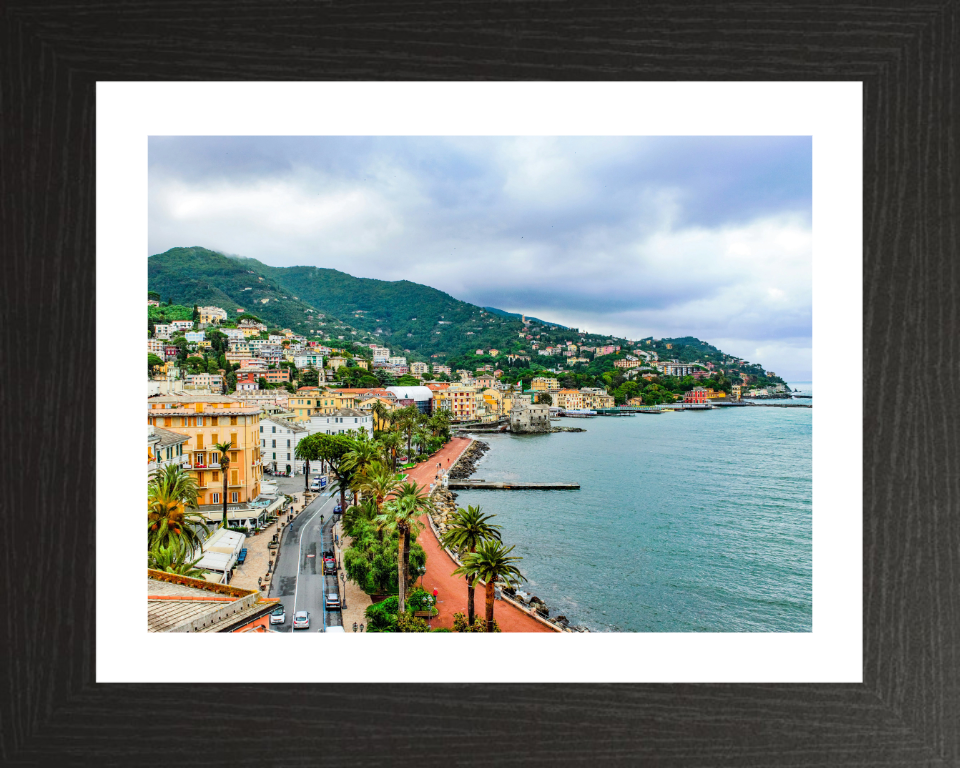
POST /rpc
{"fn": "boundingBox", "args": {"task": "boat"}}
[559,409,597,418]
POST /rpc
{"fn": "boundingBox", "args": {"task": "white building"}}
[260,416,308,474]
[294,354,324,369]
[153,323,172,340]
[222,328,246,341]
[184,331,204,343]
[388,356,407,366]
[148,338,165,356]
[170,320,194,332]
[305,409,372,438]
[148,425,190,478]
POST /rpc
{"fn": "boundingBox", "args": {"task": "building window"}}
[231,492,238,503]
[259,425,263,433]
[211,492,220,504]
[272,426,276,433]
[272,452,276,460]
[286,439,291,448]
[272,439,276,448]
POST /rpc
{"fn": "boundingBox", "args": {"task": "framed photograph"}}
[5,4,956,765]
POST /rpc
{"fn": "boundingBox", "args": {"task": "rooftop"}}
[149,426,191,447]
[147,570,278,633]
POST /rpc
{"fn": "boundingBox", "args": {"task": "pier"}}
[448,480,580,490]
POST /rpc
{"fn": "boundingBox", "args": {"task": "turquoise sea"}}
[455,383,813,632]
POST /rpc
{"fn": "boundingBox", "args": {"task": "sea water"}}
[454,385,812,632]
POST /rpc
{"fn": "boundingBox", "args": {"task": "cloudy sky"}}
[149,136,812,380]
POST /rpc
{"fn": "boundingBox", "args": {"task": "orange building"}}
[147,394,262,505]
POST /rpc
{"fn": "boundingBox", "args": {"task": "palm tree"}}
[441,505,502,626]
[453,540,525,632]
[147,464,206,556]
[412,426,431,458]
[355,462,404,512]
[370,399,391,432]
[379,431,403,471]
[376,495,426,612]
[212,441,233,528]
[148,546,208,577]
[393,405,420,461]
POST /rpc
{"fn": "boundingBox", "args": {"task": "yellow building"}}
[147,394,262,505]
[289,387,321,422]
[531,377,560,392]
[731,384,742,400]
[555,389,585,410]
[197,306,227,324]
[482,388,504,416]
[703,388,727,399]
[433,384,477,422]
[357,395,399,429]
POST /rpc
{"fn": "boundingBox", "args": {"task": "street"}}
[267,483,345,633]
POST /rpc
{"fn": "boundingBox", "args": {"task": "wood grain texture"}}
[2,1,957,765]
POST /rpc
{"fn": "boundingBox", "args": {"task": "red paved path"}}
[404,437,553,633]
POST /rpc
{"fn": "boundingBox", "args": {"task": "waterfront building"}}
[683,387,708,404]
[509,400,551,433]
[146,394,263,505]
[731,384,742,400]
[432,383,477,421]
[555,389,585,410]
[531,377,561,392]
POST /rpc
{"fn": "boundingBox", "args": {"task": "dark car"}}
[333,504,342,515]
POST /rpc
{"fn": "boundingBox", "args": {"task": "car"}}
[293,610,310,630]
[323,558,337,574]
[235,548,248,566]
[269,605,286,625]
[322,625,346,633]
[333,504,342,515]
[324,593,341,611]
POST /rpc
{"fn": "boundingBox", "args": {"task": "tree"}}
[369,400,392,433]
[377,487,429,612]
[300,367,320,388]
[354,462,404,514]
[147,353,164,374]
[258,377,268,390]
[148,290,161,301]
[148,546,207,577]
[294,434,317,492]
[453,540,525,632]
[314,433,356,511]
[441,505,502,626]
[536,392,553,406]
[192,304,200,322]
[379,430,403,471]
[225,371,237,392]
[147,464,206,556]
[212,441,233,528]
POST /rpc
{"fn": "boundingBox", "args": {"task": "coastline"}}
[403,438,555,633]
[435,436,588,633]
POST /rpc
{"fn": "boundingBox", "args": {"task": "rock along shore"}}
[429,438,590,633]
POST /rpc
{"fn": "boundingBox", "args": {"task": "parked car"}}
[235,548,248,566]
[322,625,345,633]
[324,593,341,611]
[333,504,342,515]
[293,611,310,630]
[269,605,286,625]
[323,557,337,575]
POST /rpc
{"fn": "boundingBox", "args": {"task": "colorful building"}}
[146,394,262,505]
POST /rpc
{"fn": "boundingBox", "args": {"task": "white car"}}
[293,610,310,630]
[324,593,341,611]
[269,606,286,625]
[322,625,346,633]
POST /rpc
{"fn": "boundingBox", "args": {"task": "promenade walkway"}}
[404,438,553,633]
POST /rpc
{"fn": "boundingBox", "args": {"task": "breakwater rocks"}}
[549,427,586,433]
[500,585,590,632]
[448,440,490,480]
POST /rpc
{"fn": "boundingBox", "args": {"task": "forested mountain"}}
[149,247,535,358]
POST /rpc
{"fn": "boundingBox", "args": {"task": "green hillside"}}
[148,247,532,359]
[147,247,379,344]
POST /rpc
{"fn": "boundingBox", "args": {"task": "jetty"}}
[448,480,580,490]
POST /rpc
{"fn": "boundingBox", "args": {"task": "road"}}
[267,488,344,633]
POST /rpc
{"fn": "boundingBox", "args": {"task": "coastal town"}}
[147,300,797,634]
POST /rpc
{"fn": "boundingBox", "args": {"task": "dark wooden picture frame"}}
[3,3,956,765]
